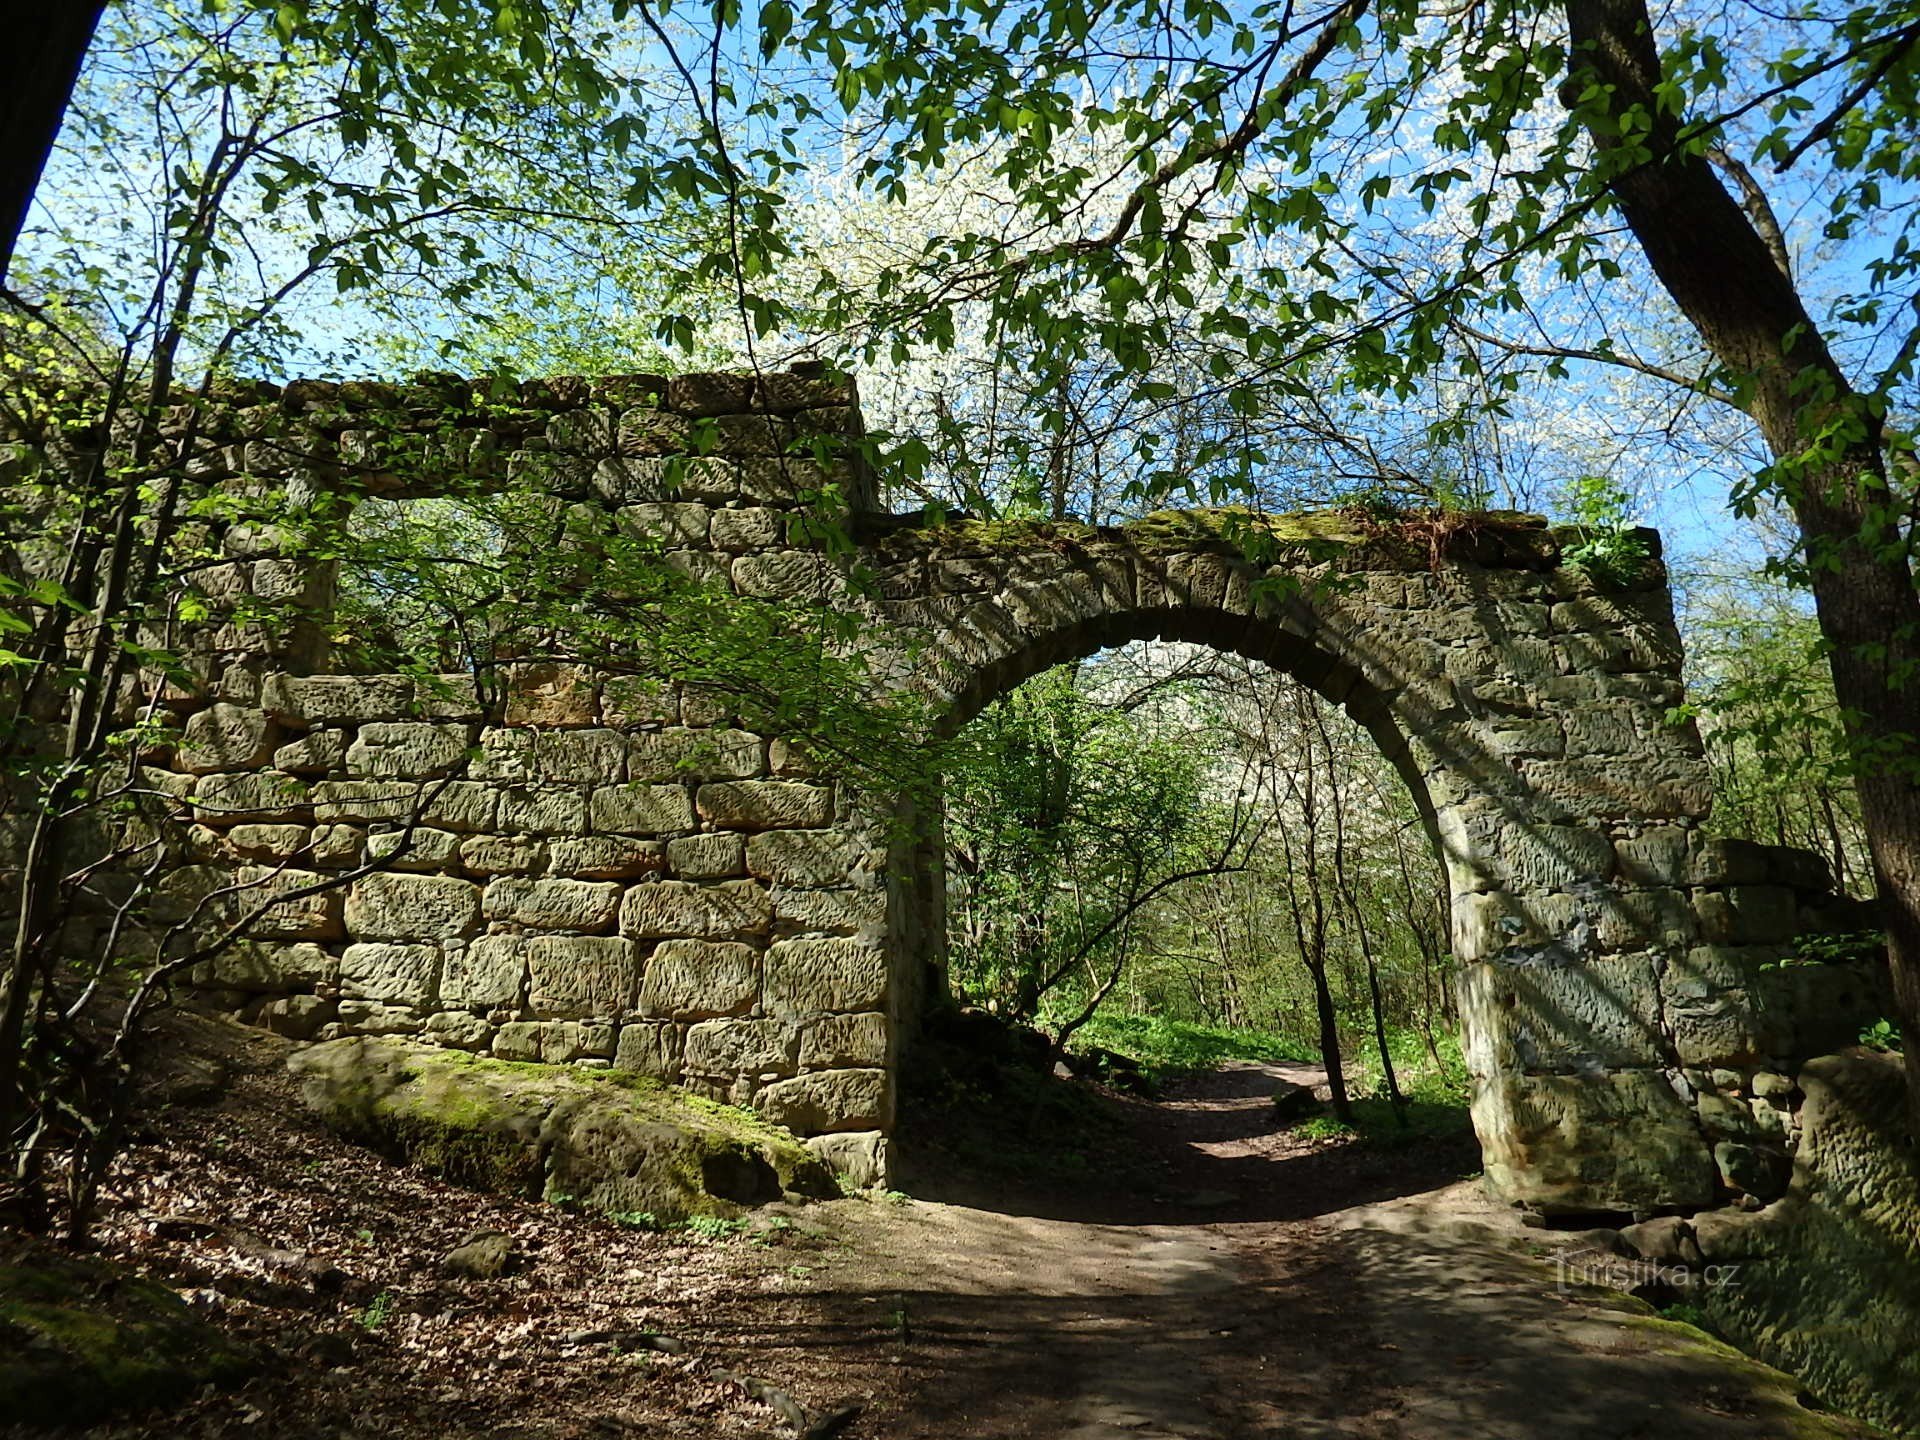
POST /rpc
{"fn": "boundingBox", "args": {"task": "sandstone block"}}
[424,1010,493,1050]
[799,1012,889,1069]
[627,728,764,782]
[747,829,857,887]
[764,937,887,1015]
[710,507,783,551]
[547,835,665,879]
[458,833,548,875]
[497,787,590,835]
[502,662,600,727]
[638,939,760,1019]
[238,865,342,940]
[345,872,482,941]
[176,703,275,774]
[667,832,746,879]
[347,722,471,779]
[525,935,642,1017]
[273,729,348,775]
[340,942,440,1006]
[612,1021,684,1081]
[804,1130,889,1188]
[696,780,832,830]
[226,824,311,862]
[754,1068,889,1134]
[366,826,462,871]
[312,779,496,831]
[477,727,625,783]
[773,887,888,936]
[684,1018,795,1075]
[616,501,710,545]
[441,935,527,1009]
[263,673,413,724]
[483,876,621,932]
[194,772,311,825]
[600,676,677,726]
[620,880,771,940]
[589,784,696,835]
[1614,827,1689,887]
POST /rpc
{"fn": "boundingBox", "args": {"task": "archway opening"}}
[893,619,1479,1213]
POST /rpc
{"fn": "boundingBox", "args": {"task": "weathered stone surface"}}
[225,823,310,862]
[346,722,471,779]
[612,1021,683,1080]
[440,936,527,1009]
[289,1036,833,1221]
[804,1130,889,1188]
[589,784,696,835]
[344,872,481,941]
[477,727,625,783]
[684,1017,795,1074]
[696,780,832,830]
[667,832,746,879]
[502,663,600,727]
[312,779,495,831]
[340,943,439,1006]
[237,866,341,940]
[764,938,886,1015]
[547,835,665,879]
[746,829,858,887]
[1459,955,1666,1073]
[525,935,642,1016]
[201,940,333,991]
[483,877,621,932]
[176,703,275,774]
[1472,1068,1717,1213]
[194,772,310,825]
[799,1012,889,1069]
[638,939,759,1019]
[366,826,462,871]
[1695,1051,1920,1434]
[772,886,889,936]
[755,1068,889,1133]
[620,880,771,940]
[263,673,412,724]
[272,729,348,775]
[496,786,590,836]
[458,833,548,875]
[627,728,764,782]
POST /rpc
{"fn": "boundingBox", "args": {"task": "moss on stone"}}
[0,1248,256,1426]
[288,1037,835,1223]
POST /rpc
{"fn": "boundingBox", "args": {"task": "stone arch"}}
[849,513,1871,1214]
[41,367,1875,1218]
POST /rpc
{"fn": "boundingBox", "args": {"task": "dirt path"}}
[736,1061,1883,1440]
[51,1029,1889,1440]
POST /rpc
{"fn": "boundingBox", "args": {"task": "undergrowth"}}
[1061,1013,1315,1086]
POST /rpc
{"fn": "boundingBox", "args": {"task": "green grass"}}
[1060,1012,1315,1084]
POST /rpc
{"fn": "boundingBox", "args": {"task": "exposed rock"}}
[0,1246,257,1426]
[288,1036,835,1221]
[440,1231,516,1279]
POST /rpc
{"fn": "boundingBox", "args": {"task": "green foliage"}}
[1860,1018,1903,1053]
[680,1215,749,1242]
[355,1291,395,1332]
[1557,475,1649,584]
[944,659,1220,1021]
[1060,1012,1314,1084]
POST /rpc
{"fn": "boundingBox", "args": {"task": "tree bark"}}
[0,1,106,280]
[1565,0,1920,1128]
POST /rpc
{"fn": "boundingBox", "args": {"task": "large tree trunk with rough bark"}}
[0,2,106,281]
[1565,0,1920,1130]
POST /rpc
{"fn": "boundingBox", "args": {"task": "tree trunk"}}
[0,1,106,280]
[1566,0,1920,1129]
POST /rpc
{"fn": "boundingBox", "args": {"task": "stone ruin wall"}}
[0,365,1893,1210]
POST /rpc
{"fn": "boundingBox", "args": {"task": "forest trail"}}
[750,1061,1881,1440]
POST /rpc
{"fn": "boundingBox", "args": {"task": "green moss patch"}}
[0,1245,256,1427]
[289,1037,836,1223]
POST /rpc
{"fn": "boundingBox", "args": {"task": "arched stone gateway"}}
[18,367,1884,1216]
